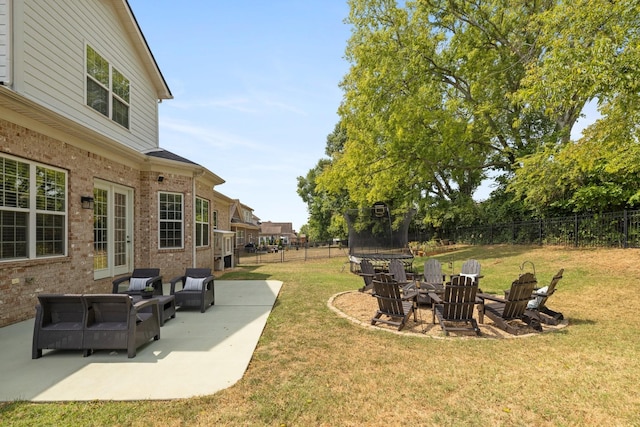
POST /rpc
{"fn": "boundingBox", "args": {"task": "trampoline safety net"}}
[345,203,414,257]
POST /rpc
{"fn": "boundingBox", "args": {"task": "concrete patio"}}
[0,280,282,402]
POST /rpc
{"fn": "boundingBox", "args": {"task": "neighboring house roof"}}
[114,0,172,100]
[261,221,295,235]
[261,225,282,235]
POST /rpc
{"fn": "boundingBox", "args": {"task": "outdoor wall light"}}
[81,196,94,210]
[157,175,164,182]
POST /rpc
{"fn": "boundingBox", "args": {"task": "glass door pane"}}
[93,188,108,271]
[114,191,127,269]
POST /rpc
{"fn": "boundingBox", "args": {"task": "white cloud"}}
[159,118,265,150]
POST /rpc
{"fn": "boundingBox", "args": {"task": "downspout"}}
[192,169,204,267]
[192,172,197,268]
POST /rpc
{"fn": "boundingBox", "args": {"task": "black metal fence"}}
[235,210,640,267]
[454,209,640,248]
[235,242,349,265]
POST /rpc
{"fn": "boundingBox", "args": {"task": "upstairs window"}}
[86,45,130,129]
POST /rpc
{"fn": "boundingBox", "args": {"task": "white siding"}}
[15,0,159,151]
[0,0,8,83]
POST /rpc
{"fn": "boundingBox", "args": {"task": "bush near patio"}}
[2,245,640,426]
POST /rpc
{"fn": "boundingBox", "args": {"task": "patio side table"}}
[133,295,176,326]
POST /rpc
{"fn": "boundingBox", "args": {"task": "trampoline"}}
[345,203,414,273]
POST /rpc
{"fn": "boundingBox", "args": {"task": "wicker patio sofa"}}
[32,294,161,359]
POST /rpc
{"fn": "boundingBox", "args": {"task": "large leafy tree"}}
[305,0,640,239]
[297,123,351,241]
[510,0,640,214]
[318,0,571,228]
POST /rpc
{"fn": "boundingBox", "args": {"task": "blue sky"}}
[128,1,600,226]
[128,1,351,232]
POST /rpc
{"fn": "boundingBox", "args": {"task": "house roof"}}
[144,148,225,185]
[261,225,282,235]
[261,221,294,235]
[145,148,197,164]
[115,1,172,100]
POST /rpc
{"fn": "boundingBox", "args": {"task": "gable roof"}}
[261,225,282,235]
[114,1,172,100]
[261,221,294,234]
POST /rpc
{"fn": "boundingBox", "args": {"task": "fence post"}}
[574,214,579,247]
[624,209,628,248]
[539,219,543,246]
[512,222,515,244]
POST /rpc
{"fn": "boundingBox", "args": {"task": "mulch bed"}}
[328,290,568,339]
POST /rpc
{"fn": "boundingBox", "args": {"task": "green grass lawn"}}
[2,245,640,426]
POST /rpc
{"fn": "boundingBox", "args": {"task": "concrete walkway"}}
[0,280,282,402]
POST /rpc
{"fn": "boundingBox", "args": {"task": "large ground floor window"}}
[0,154,67,261]
[159,192,183,249]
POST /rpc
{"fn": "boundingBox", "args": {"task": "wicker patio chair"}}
[170,268,215,313]
[112,268,163,296]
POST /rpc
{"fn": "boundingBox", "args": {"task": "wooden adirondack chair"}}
[370,274,418,331]
[523,269,564,325]
[388,259,416,293]
[461,259,482,287]
[477,272,541,335]
[358,259,376,292]
[419,259,445,304]
[429,275,481,336]
[423,259,444,287]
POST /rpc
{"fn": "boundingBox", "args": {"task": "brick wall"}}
[0,118,217,326]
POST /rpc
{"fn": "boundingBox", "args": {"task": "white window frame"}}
[158,192,184,249]
[0,154,68,261]
[85,44,130,129]
[195,197,209,247]
[236,229,245,246]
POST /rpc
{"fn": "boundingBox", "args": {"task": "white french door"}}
[93,181,133,279]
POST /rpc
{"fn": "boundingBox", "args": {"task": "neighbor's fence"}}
[235,242,349,265]
[454,209,640,248]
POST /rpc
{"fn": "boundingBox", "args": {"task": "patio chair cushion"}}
[128,277,151,292]
[184,277,206,291]
[527,286,548,309]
